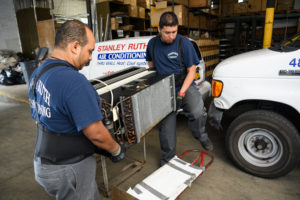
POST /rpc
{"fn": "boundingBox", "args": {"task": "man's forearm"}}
[83,120,119,153]
[179,65,196,94]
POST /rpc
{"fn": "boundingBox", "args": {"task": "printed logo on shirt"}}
[168,52,178,59]
[30,80,52,118]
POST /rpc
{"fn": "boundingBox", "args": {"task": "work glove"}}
[110,143,126,163]
[176,92,185,110]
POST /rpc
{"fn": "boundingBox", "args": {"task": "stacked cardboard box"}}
[37,19,55,53]
[250,0,277,13]
[189,13,196,28]
[196,39,219,47]
[110,17,119,30]
[155,1,167,9]
[277,0,294,11]
[126,0,147,18]
[151,5,187,27]
[208,18,218,30]
[189,13,208,29]
[128,5,138,17]
[138,7,145,18]
[155,0,188,6]
[222,0,236,16]
[248,0,262,12]
[98,0,123,3]
[124,0,137,6]
[231,0,295,13]
[189,0,211,8]
[234,3,248,14]
[119,24,134,30]
[137,0,153,9]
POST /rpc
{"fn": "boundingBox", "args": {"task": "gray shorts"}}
[34,156,100,200]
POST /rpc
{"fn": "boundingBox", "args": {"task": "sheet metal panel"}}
[131,74,176,143]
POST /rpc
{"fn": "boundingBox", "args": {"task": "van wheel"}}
[226,110,300,178]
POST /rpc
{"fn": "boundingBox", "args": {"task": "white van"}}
[208,33,300,178]
[80,36,211,100]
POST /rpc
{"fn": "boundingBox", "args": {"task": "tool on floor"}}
[126,150,214,200]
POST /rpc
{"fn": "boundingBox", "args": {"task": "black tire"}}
[226,110,300,178]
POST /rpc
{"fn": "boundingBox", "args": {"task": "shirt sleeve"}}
[146,38,153,61]
[64,74,103,132]
[182,38,200,69]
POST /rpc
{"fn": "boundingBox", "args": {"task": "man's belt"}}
[34,123,96,165]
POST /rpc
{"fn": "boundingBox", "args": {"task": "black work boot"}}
[200,138,214,151]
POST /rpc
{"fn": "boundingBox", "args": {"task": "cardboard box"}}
[137,0,152,9]
[110,17,119,30]
[128,5,138,17]
[222,2,234,16]
[138,7,145,18]
[189,12,195,28]
[261,0,267,11]
[189,0,211,8]
[37,19,55,53]
[156,0,188,6]
[277,0,294,11]
[151,5,187,27]
[196,39,220,47]
[155,1,167,9]
[98,0,123,3]
[189,13,208,29]
[248,0,261,12]
[234,3,248,14]
[208,18,218,30]
[194,15,200,29]
[119,24,134,30]
[199,15,207,29]
[124,0,137,6]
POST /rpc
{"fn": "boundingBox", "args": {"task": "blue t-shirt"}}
[146,34,200,75]
[28,59,103,134]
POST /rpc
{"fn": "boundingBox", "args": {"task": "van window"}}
[271,33,300,52]
[284,33,300,49]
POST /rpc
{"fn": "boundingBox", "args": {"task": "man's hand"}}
[176,92,185,110]
[110,143,126,163]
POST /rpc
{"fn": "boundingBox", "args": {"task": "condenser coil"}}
[91,67,176,143]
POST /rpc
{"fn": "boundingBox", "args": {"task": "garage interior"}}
[0,0,300,200]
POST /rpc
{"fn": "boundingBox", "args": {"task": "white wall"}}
[0,0,22,52]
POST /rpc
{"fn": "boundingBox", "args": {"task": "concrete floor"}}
[0,84,300,200]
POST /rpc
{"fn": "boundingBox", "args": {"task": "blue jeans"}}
[34,156,100,200]
[159,85,208,166]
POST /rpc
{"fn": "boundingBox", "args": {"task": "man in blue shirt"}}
[29,20,125,200]
[146,12,213,166]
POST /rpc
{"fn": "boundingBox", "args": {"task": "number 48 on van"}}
[289,58,300,67]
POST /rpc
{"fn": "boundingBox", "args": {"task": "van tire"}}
[226,110,300,178]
